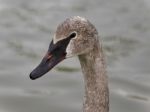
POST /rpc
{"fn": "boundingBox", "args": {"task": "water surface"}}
[0,0,150,112]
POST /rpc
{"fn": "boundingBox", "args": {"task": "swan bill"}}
[30,40,67,80]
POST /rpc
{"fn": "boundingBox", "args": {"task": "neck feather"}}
[78,39,109,112]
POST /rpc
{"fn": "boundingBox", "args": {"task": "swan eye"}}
[69,32,77,39]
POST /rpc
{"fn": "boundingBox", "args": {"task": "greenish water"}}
[0,0,150,112]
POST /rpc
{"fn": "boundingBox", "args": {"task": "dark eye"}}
[69,32,77,39]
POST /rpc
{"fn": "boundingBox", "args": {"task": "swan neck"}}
[78,41,109,112]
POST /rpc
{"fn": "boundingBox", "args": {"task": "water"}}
[0,0,150,112]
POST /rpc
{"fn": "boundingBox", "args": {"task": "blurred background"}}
[0,0,150,112]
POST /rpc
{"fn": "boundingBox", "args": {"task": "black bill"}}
[29,33,76,80]
[30,40,66,80]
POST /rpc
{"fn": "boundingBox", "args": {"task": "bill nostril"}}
[47,54,52,59]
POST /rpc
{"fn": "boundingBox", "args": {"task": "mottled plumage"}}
[30,16,109,112]
[55,16,109,112]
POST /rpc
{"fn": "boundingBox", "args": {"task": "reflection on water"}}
[0,0,150,112]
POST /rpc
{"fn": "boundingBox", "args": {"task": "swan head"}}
[30,16,98,80]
